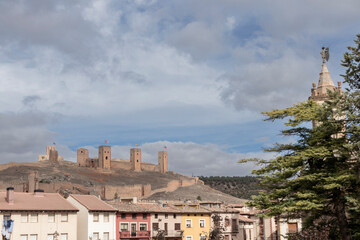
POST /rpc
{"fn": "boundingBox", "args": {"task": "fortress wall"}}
[111,161,132,170]
[0,181,25,192]
[141,162,160,172]
[102,184,152,199]
[180,179,197,187]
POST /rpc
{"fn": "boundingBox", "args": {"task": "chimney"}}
[6,187,14,204]
[34,189,44,197]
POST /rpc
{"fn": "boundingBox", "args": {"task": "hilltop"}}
[0,160,246,204]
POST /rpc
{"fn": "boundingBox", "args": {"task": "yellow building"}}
[179,204,211,240]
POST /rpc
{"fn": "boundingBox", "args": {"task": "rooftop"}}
[69,194,116,212]
[0,191,78,212]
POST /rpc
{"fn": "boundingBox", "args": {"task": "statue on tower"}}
[321,47,329,63]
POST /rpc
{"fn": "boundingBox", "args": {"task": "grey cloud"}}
[219,46,321,111]
[168,21,224,60]
[0,111,56,163]
[22,95,42,108]
[0,0,100,62]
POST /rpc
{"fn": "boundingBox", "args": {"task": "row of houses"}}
[0,188,301,240]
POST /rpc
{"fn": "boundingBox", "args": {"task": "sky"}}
[1,0,360,176]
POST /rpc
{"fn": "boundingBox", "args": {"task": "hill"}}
[198,176,263,199]
[0,161,247,204]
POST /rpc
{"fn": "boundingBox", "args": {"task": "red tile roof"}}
[69,194,116,212]
[0,191,78,211]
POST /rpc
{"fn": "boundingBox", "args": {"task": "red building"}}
[112,202,152,240]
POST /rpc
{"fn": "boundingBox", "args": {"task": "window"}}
[199,219,205,228]
[30,213,38,223]
[225,218,230,226]
[61,234,68,240]
[175,223,181,230]
[186,236,193,240]
[121,213,126,219]
[153,223,159,230]
[93,232,99,240]
[200,235,207,240]
[155,214,158,219]
[93,213,99,222]
[173,214,177,219]
[120,223,129,231]
[104,213,109,222]
[186,219,192,228]
[48,213,55,223]
[61,213,68,222]
[288,223,298,233]
[165,214,168,219]
[103,232,109,240]
[21,213,28,223]
[143,213,147,219]
[47,234,54,240]
[132,213,137,219]
[140,223,147,231]
[29,235,37,240]
[21,235,28,240]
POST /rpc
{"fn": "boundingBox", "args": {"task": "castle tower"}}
[46,146,56,157]
[130,148,142,171]
[158,151,168,173]
[99,145,111,170]
[77,148,89,167]
[49,149,58,162]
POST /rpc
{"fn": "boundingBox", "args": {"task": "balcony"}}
[120,231,151,238]
[152,230,183,238]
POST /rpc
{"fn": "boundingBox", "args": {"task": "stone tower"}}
[49,149,58,162]
[46,146,56,157]
[309,49,343,132]
[158,151,168,173]
[28,171,39,193]
[130,148,142,171]
[99,145,111,170]
[309,63,342,104]
[77,148,89,167]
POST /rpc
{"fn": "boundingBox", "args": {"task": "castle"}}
[38,145,64,162]
[76,146,168,173]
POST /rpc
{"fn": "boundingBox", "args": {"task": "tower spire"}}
[309,47,341,103]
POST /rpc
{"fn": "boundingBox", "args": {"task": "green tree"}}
[240,35,360,240]
[209,214,225,240]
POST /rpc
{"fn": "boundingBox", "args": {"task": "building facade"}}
[0,188,78,240]
[67,194,117,240]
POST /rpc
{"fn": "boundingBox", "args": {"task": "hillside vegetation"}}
[198,176,263,200]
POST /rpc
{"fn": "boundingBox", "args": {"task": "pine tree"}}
[240,35,360,239]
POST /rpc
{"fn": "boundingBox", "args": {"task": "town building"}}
[202,206,242,240]
[0,187,78,240]
[111,202,152,240]
[150,202,183,240]
[67,194,117,240]
[175,203,211,240]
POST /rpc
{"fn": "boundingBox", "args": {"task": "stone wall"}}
[100,184,152,200]
[141,162,160,172]
[111,160,132,170]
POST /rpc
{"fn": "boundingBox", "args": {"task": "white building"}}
[67,194,117,240]
[0,187,78,240]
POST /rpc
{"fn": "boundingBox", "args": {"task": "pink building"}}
[112,203,152,240]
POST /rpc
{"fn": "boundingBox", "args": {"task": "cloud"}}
[0,111,56,163]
